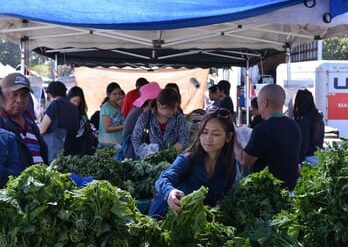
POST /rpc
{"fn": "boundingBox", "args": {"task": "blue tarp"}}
[331,0,348,17]
[0,0,306,30]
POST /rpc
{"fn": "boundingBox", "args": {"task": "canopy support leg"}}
[20,37,29,75]
[246,58,250,126]
[286,46,293,118]
[54,53,58,80]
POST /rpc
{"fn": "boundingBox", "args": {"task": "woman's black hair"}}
[188,112,236,178]
[102,82,121,105]
[156,87,180,109]
[165,83,180,95]
[67,86,88,114]
[293,89,316,119]
[208,85,218,94]
[217,80,231,96]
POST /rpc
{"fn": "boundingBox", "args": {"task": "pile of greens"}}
[272,141,348,247]
[51,148,177,199]
[0,165,150,247]
[158,187,249,247]
[0,165,75,247]
[219,169,290,231]
[2,141,348,246]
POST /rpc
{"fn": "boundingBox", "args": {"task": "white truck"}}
[277,60,348,138]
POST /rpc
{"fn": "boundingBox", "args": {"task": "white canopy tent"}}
[1,0,348,124]
[0,0,347,67]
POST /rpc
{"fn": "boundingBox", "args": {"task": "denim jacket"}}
[148,154,236,218]
[0,128,21,187]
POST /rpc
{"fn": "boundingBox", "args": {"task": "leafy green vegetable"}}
[0,165,156,247]
[277,141,348,247]
[159,187,248,247]
[219,168,290,233]
[50,148,175,199]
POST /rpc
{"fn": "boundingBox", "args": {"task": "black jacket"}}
[0,115,48,168]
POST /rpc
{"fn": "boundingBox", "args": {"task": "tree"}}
[323,36,348,60]
[0,40,21,67]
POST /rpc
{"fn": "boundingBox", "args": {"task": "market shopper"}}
[217,80,234,115]
[131,88,189,159]
[165,83,184,114]
[117,82,161,160]
[121,77,149,117]
[67,86,97,155]
[234,84,301,190]
[40,81,80,162]
[0,85,22,188]
[208,84,221,107]
[149,108,238,218]
[250,97,264,128]
[293,89,324,165]
[98,82,124,148]
[0,73,48,168]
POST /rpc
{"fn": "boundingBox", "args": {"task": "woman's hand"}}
[167,189,184,214]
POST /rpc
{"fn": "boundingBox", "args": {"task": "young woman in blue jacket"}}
[149,107,238,218]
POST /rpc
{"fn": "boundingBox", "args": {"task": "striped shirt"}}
[19,121,44,164]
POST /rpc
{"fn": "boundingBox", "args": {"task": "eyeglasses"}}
[205,106,231,119]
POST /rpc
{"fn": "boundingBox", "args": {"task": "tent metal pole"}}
[158,50,202,59]
[0,25,53,34]
[224,50,261,57]
[246,58,250,126]
[164,24,268,47]
[249,27,314,39]
[317,40,323,60]
[286,46,293,118]
[54,53,58,80]
[46,48,97,53]
[164,33,220,47]
[30,31,88,40]
[111,49,150,59]
[201,51,246,61]
[20,37,29,75]
[93,31,152,46]
[225,33,285,46]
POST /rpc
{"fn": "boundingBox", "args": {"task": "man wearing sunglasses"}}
[234,84,301,191]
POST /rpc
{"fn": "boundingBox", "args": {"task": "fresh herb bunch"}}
[278,141,348,247]
[63,181,143,246]
[0,164,76,247]
[159,187,247,247]
[0,165,152,247]
[51,148,176,199]
[219,169,290,233]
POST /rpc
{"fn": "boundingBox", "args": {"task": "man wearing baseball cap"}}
[0,73,48,169]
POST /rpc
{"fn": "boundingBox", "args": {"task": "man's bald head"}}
[259,84,285,108]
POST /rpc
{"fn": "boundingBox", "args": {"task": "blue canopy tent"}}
[0,0,309,30]
[0,0,348,68]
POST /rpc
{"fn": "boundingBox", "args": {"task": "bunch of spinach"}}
[50,149,123,187]
[219,168,290,234]
[61,181,144,246]
[274,141,348,247]
[0,165,156,247]
[0,164,76,247]
[159,187,248,247]
[51,148,176,199]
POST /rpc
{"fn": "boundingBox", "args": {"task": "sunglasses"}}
[205,106,231,119]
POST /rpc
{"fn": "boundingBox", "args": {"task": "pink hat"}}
[133,82,161,107]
